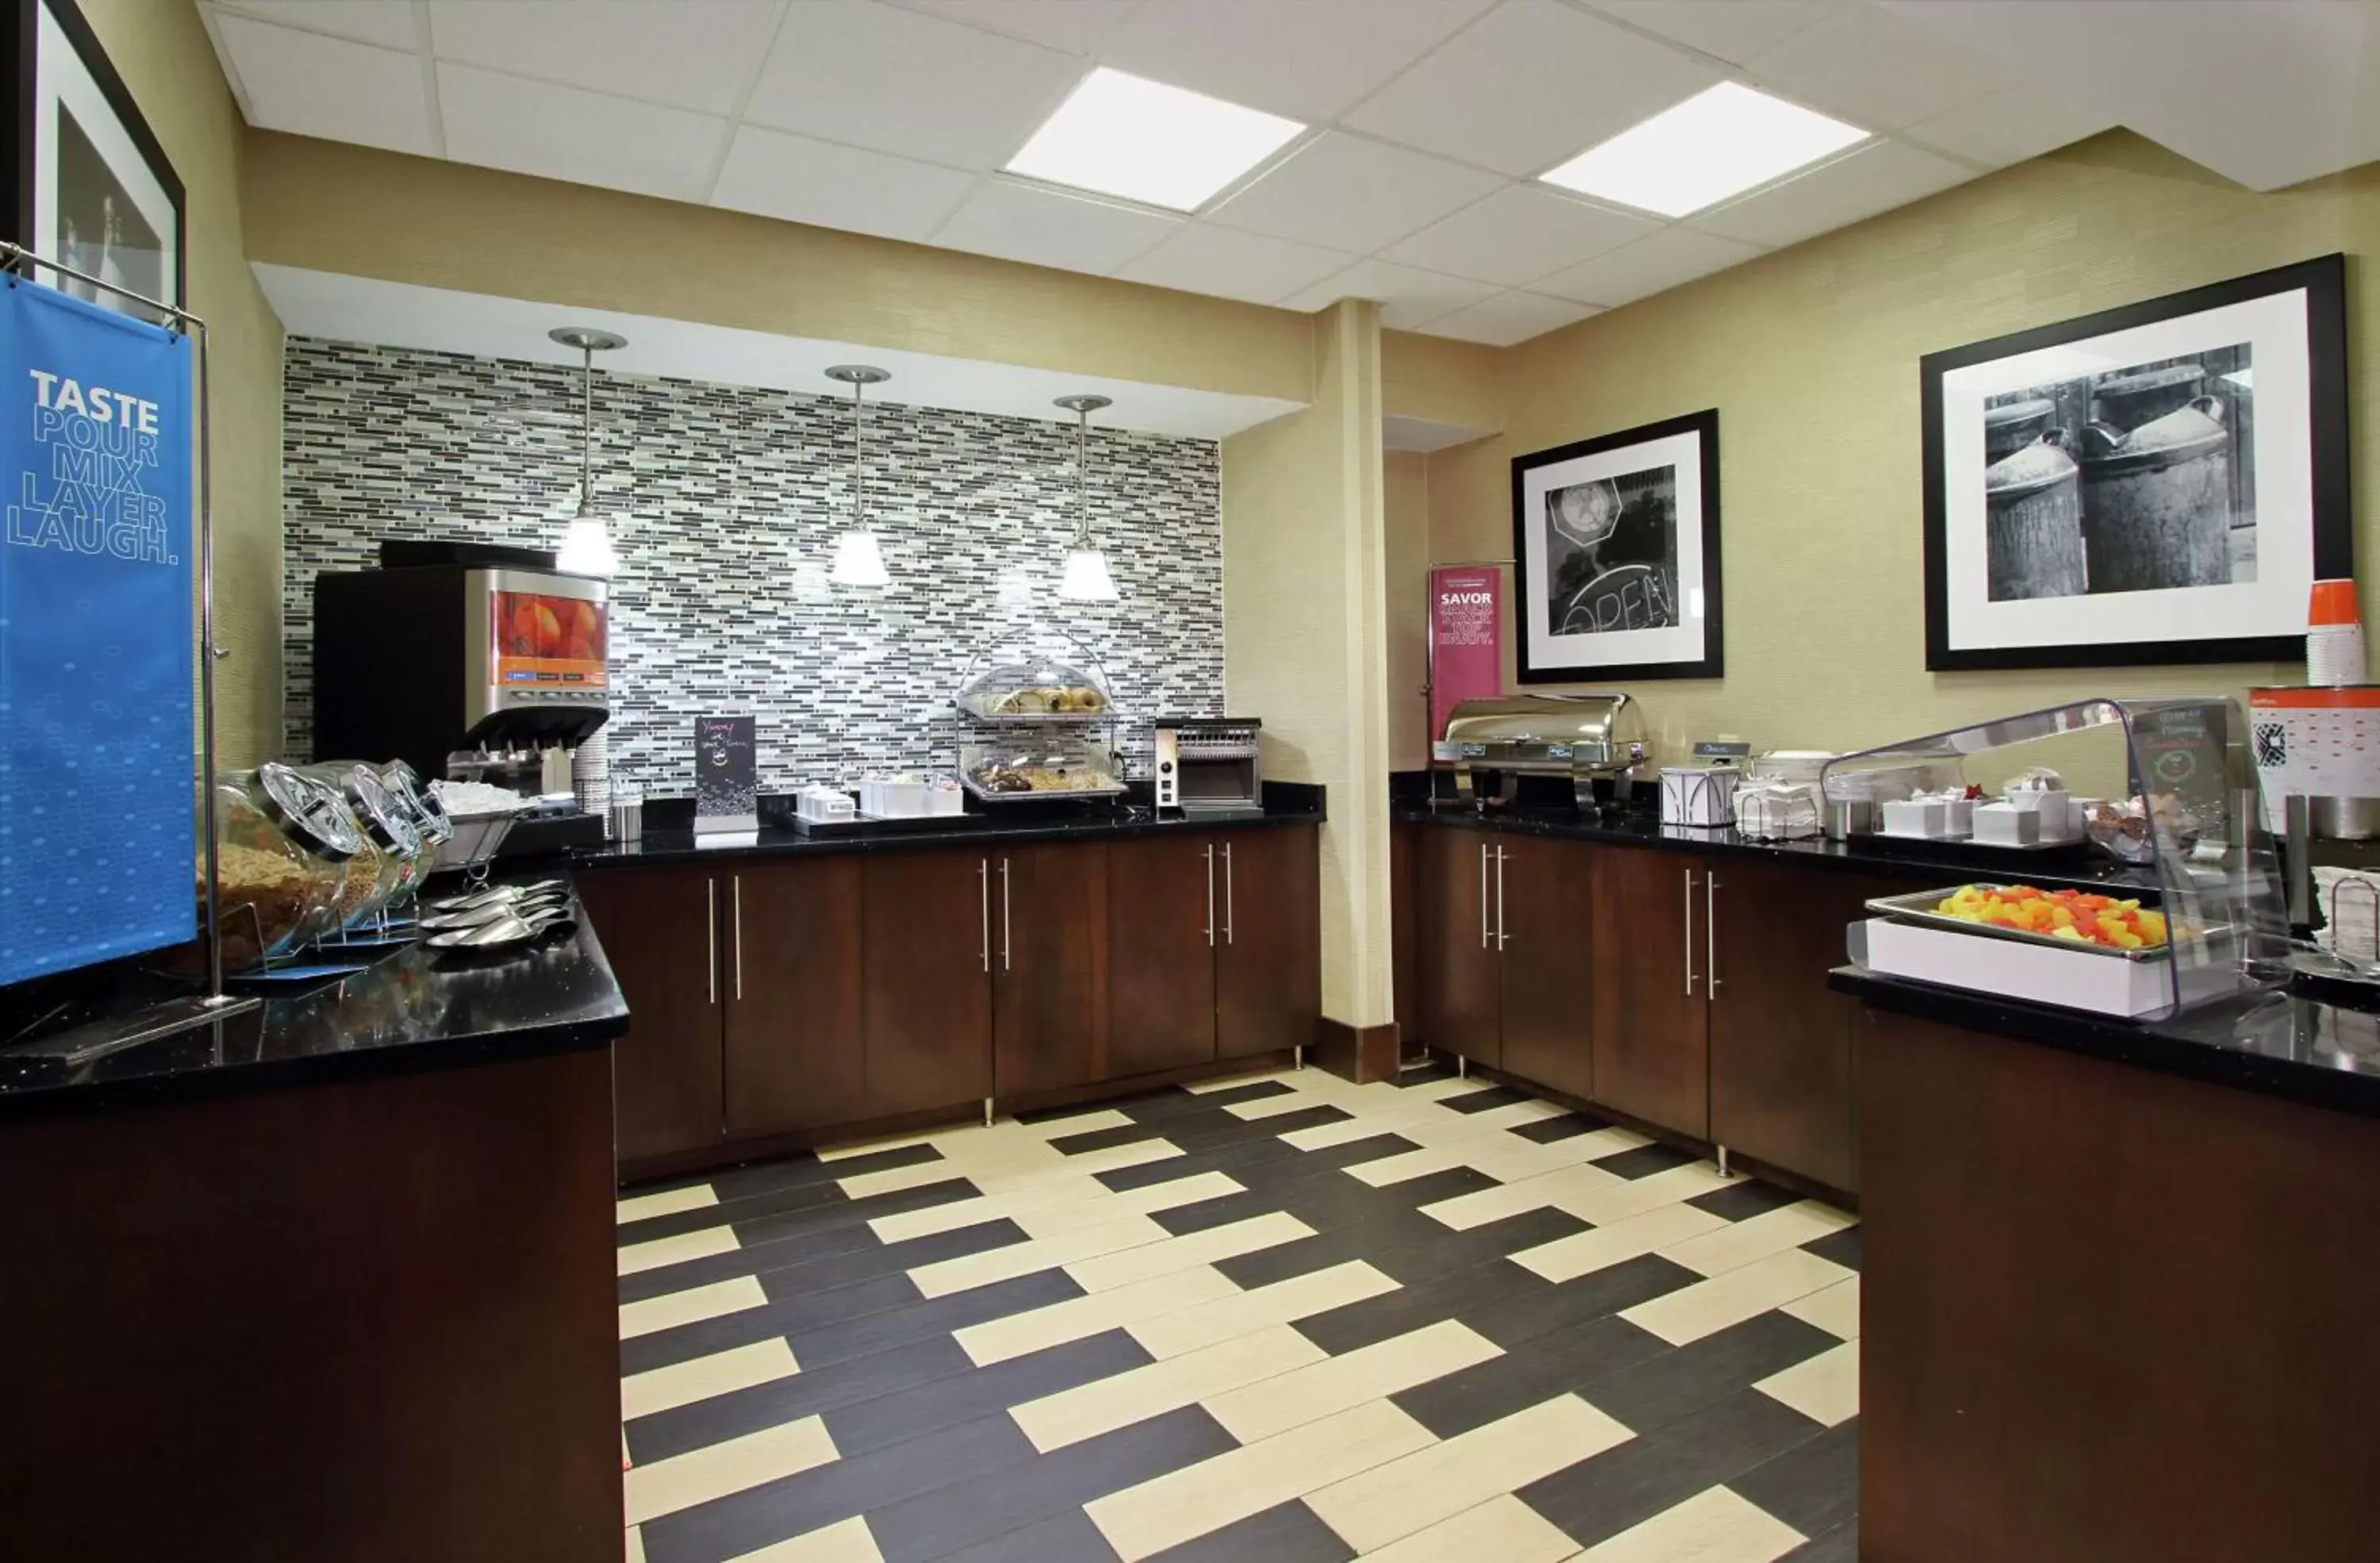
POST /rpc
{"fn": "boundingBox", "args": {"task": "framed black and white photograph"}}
[1921,254,2348,671]
[1511,409,1722,683]
[4,0,184,321]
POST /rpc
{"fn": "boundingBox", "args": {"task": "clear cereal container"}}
[209,762,363,966]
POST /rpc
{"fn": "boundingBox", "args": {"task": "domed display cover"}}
[954,624,1116,723]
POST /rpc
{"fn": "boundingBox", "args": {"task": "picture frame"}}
[1511,408,1723,683]
[3,0,185,321]
[1921,254,2349,672]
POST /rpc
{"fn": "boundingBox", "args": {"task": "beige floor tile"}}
[627,1524,647,1563]
[1204,1319,1501,1444]
[1009,1171,1245,1241]
[1620,1248,1853,1347]
[1280,1104,1435,1152]
[1127,1261,1398,1360]
[1353,1492,1583,1563]
[624,1415,839,1525]
[1222,1089,1340,1122]
[1510,1201,1730,1284]
[1307,1393,1632,1553]
[816,1128,944,1162]
[618,1185,717,1224]
[1086,1398,1436,1561]
[1553,1160,1733,1226]
[908,1212,1168,1298]
[1756,1339,1859,1427]
[957,1264,1242,1367]
[1659,1203,1856,1279]
[835,1158,974,1200]
[982,1137,1182,1185]
[1463,1126,1650,1187]
[619,1275,767,1341]
[1417,1174,1567,1233]
[1781,1276,1860,1340]
[866,1175,1104,1244]
[619,1225,742,1277]
[621,1338,800,1422]
[1404,1075,1499,1102]
[1343,1144,1477,1187]
[724,1515,885,1561]
[1186,1068,1295,1093]
[1012,1107,1138,1139]
[1011,1323,1326,1452]
[1572,1484,1805,1561]
[1065,1212,1312,1292]
[1463,1097,1572,1131]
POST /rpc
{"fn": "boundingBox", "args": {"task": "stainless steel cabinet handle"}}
[1706,874,1721,997]
[1495,847,1509,950]
[1000,857,1012,970]
[706,878,718,1005]
[978,858,989,973]
[732,874,743,1001]
[1683,869,1697,996]
[1223,842,1235,945]
[1480,843,1491,950]
[1203,843,1216,947]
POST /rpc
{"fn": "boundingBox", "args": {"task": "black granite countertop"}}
[0,889,629,1118]
[1833,966,2380,1117]
[575,787,1325,870]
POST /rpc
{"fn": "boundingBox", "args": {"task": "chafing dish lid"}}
[1438,693,1641,747]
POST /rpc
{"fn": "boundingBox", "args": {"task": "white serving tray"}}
[1860,916,2178,1017]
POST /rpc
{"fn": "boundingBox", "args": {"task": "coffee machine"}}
[311,543,611,792]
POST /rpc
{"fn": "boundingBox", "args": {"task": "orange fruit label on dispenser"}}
[493,589,608,689]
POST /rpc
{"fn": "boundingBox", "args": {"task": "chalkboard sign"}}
[693,715,757,835]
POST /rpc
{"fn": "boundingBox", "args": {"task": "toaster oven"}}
[1153,717,1263,816]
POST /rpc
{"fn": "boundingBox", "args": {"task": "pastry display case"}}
[950,624,1128,802]
[960,738,1125,802]
[954,632,1116,724]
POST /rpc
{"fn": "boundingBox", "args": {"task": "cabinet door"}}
[1497,834,1595,1102]
[1590,846,1709,1140]
[1107,835,1219,1078]
[723,856,865,1137]
[1215,827,1321,1059]
[862,850,993,1117]
[1708,862,1900,1192]
[993,843,1110,1096]
[1418,827,1500,1066]
[575,866,722,1164]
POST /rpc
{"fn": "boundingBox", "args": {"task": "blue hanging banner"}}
[0,275,195,985]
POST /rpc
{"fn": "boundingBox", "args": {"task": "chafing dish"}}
[1432,693,1651,813]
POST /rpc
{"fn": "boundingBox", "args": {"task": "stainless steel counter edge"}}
[571,801,1326,870]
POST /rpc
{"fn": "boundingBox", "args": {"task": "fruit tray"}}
[1864,885,2217,963]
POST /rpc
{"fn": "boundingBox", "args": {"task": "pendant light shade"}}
[1054,394,1118,603]
[826,364,892,590]
[548,325,626,577]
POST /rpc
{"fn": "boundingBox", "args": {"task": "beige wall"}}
[241,132,1313,405]
[1384,449,1432,770]
[1225,301,1392,1027]
[1381,329,1502,430]
[1418,132,2380,762]
[78,0,284,763]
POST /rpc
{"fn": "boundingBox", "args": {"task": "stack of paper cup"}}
[2308,579,2367,686]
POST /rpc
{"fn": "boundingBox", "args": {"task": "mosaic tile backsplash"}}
[282,339,1223,789]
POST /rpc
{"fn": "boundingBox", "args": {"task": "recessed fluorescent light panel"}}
[1006,67,1303,212]
[1540,82,1868,218]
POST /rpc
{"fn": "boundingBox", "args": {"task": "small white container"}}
[1660,766,1738,828]
[859,776,965,819]
[1881,798,1947,838]
[1940,796,1976,837]
[1972,801,2040,846]
[795,785,855,824]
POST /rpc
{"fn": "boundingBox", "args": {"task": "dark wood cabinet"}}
[1706,862,1897,1193]
[1418,826,1500,1065]
[1590,844,1710,1141]
[1107,835,1220,1078]
[574,866,722,1164]
[723,856,866,1137]
[994,844,1110,1095]
[862,849,993,1118]
[1215,826,1322,1058]
[1497,834,1595,1103]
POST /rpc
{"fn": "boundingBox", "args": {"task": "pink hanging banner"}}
[1427,566,1503,745]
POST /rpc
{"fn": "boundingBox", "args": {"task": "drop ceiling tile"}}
[1422,290,1604,347]
[1687,136,1971,248]
[1382,186,1659,288]
[1745,1,2004,130]
[1115,224,1356,305]
[712,127,978,241]
[209,0,417,52]
[437,63,727,203]
[1583,0,1838,65]
[212,13,433,156]
[1534,226,1766,306]
[892,0,1146,56]
[745,2,1084,171]
[933,180,1181,274]
[1205,132,1499,255]
[1102,0,1497,121]
[1342,0,1720,177]
[427,2,782,115]
[1901,80,2117,168]
[1280,259,1499,332]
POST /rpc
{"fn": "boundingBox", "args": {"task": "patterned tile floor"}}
[616,1062,1861,1563]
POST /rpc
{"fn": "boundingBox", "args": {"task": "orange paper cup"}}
[2309,578,2360,628]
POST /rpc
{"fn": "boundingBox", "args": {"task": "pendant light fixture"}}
[1054,394,1119,603]
[825,364,892,589]
[550,325,627,577]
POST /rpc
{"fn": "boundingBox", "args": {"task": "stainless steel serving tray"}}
[1864,885,2213,963]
